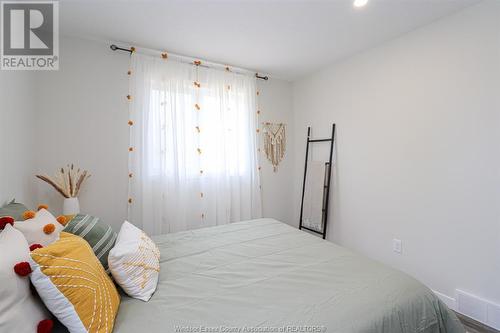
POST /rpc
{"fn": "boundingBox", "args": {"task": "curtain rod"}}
[110,44,269,81]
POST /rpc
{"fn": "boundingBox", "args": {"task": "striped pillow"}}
[63,214,117,271]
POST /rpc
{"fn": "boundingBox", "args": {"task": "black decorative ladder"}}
[299,124,335,239]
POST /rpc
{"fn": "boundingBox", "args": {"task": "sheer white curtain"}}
[128,53,262,235]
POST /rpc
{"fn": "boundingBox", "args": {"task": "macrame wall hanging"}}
[262,122,286,172]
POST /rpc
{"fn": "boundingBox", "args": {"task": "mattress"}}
[56,218,464,333]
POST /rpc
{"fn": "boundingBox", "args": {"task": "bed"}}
[57,218,464,333]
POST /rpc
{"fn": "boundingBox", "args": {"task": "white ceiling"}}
[60,0,480,80]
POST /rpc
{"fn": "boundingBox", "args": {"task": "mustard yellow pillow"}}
[29,232,120,333]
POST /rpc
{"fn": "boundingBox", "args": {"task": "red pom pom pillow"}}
[0,224,51,333]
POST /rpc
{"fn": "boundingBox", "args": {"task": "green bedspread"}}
[110,218,464,333]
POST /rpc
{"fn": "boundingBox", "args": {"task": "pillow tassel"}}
[13,261,32,277]
[37,319,54,333]
[0,216,14,230]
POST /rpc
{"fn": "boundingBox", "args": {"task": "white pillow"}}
[0,224,50,333]
[109,221,160,301]
[14,209,64,246]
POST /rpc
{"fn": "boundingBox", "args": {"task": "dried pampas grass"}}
[36,164,91,198]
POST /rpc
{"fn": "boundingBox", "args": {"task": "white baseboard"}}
[487,301,500,330]
[432,289,500,331]
[433,290,457,310]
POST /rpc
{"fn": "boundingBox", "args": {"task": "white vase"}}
[63,197,80,215]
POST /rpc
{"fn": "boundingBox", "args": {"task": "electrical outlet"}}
[393,239,402,254]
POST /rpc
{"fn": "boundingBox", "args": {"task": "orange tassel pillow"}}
[14,209,64,247]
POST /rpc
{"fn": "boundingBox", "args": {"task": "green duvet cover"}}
[109,219,463,333]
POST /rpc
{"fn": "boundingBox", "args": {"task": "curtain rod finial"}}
[255,73,269,81]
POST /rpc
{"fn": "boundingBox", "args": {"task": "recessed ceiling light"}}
[354,0,369,8]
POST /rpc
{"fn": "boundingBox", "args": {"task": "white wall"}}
[0,71,36,207]
[257,79,294,224]
[34,37,130,229]
[292,0,500,306]
[33,36,293,230]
